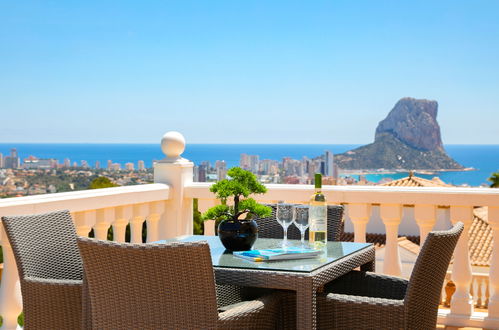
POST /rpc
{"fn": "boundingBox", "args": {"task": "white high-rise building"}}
[125,162,135,171]
[138,160,145,171]
[325,151,334,177]
[215,160,227,181]
[0,152,3,168]
[64,158,71,168]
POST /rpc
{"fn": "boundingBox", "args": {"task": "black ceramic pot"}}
[218,219,258,251]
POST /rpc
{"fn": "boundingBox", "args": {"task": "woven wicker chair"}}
[316,222,464,330]
[255,204,344,241]
[77,237,282,330]
[1,210,83,329]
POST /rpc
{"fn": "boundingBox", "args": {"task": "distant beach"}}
[0,144,498,187]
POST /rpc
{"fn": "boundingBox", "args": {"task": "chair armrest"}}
[324,270,408,300]
[317,292,405,329]
[218,293,280,329]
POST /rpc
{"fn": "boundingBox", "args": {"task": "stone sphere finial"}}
[161,131,186,159]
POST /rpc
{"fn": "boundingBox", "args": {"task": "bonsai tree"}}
[202,167,271,222]
[489,171,499,188]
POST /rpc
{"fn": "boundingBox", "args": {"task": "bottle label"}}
[309,205,327,231]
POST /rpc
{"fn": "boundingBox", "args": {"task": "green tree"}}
[489,171,499,188]
[193,199,204,235]
[202,167,271,222]
[89,176,118,189]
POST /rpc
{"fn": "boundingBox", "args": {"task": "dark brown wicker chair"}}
[255,204,344,241]
[1,210,83,329]
[77,237,282,330]
[316,222,464,330]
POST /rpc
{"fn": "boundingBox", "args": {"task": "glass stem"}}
[283,227,288,246]
[301,231,305,246]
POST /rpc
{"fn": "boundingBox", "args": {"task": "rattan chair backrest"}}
[255,204,344,241]
[77,237,219,329]
[404,222,464,328]
[1,209,82,280]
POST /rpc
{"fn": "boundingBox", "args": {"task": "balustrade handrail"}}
[185,182,499,206]
[0,183,170,216]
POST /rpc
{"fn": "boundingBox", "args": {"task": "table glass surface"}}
[156,235,372,273]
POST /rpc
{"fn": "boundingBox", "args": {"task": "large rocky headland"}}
[335,97,464,170]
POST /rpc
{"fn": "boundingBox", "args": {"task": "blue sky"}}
[1,1,498,144]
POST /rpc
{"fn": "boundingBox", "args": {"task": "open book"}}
[233,247,321,262]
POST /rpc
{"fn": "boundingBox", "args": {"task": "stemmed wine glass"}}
[294,205,310,247]
[276,203,295,248]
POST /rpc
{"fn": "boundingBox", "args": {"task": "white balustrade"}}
[113,205,132,243]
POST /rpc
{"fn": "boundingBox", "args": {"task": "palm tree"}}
[488,171,499,188]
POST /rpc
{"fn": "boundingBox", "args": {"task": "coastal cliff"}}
[335,97,464,170]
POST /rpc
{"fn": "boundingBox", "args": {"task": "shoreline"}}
[339,167,476,176]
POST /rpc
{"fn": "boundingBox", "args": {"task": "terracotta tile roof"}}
[468,207,493,267]
[381,174,452,187]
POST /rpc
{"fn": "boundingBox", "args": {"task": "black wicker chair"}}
[1,210,84,329]
[316,222,464,330]
[255,204,344,242]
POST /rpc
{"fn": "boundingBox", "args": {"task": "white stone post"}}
[414,204,437,246]
[380,204,403,276]
[0,227,22,330]
[347,203,372,243]
[488,206,499,318]
[154,132,194,238]
[450,205,474,315]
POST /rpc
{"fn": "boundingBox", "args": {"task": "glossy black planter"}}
[218,219,258,251]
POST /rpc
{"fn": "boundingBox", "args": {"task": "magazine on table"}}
[233,247,321,262]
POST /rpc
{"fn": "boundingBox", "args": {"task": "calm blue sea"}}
[0,144,498,187]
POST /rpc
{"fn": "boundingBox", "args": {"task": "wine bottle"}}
[309,173,327,249]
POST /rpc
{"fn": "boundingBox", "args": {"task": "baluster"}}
[450,205,474,315]
[94,208,114,240]
[0,226,22,330]
[488,206,499,317]
[131,203,148,243]
[113,205,132,242]
[347,203,372,243]
[485,277,490,308]
[470,277,476,307]
[414,204,436,246]
[198,199,218,236]
[147,201,164,242]
[380,204,402,276]
[476,276,483,308]
[74,210,95,237]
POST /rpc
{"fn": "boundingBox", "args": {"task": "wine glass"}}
[276,203,295,248]
[294,205,309,247]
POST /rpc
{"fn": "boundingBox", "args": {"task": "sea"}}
[0,144,498,187]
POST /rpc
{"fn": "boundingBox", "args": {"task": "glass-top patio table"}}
[157,235,375,330]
